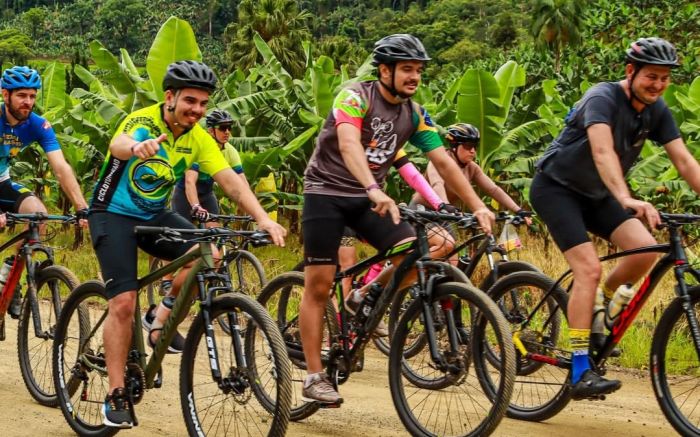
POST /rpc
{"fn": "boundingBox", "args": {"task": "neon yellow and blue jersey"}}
[0,105,60,181]
[90,104,230,219]
[176,143,244,193]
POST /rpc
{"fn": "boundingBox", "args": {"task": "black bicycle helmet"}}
[446,123,480,147]
[162,60,217,92]
[626,37,680,68]
[205,109,233,128]
[371,34,431,66]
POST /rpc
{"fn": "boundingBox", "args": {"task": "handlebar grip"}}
[134,226,170,235]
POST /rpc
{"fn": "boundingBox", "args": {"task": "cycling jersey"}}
[90,104,230,220]
[537,82,680,199]
[175,142,243,194]
[0,105,60,182]
[304,81,443,196]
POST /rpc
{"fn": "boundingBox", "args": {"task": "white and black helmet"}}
[162,61,218,92]
[205,109,233,128]
[626,37,680,68]
[371,34,431,66]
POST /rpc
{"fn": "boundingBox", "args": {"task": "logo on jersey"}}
[42,120,51,130]
[366,117,397,168]
[130,158,174,199]
[420,107,435,127]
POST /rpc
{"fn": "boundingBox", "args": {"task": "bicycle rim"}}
[53,281,116,437]
[651,286,700,436]
[18,265,78,407]
[390,281,515,436]
[180,293,291,437]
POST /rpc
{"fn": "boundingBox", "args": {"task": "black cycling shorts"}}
[0,179,35,213]
[530,172,631,252]
[171,186,219,222]
[302,193,415,265]
[89,210,196,299]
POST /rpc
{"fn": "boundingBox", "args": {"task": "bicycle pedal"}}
[154,368,163,389]
[586,394,606,401]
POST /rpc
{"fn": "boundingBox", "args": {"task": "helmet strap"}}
[378,64,408,103]
[626,64,647,109]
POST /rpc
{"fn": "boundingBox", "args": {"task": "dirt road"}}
[0,318,676,436]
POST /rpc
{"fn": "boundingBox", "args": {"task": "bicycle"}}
[372,211,539,356]
[481,212,700,436]
[145,213,265,307]
[52,225,292,437]
[0,212,80,407]
[258,207,516,436]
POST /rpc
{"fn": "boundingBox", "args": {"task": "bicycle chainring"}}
[125,362,146,405]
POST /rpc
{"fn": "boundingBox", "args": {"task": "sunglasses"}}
[216,125,233,132]
[457,143,477,151]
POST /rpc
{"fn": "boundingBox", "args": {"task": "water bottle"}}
[0,256,14,293]
[605,284,635,329]
[362,262,384,286]
[354,282,383,327]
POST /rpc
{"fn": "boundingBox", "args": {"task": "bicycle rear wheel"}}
[52,280,116,437]
[479,271,571,422]
[180,292,292,437]
[650,285,700,436]
[257,271,338,421]
[225,249,266,296]
[389,281,516,437]
[18,265,79,407]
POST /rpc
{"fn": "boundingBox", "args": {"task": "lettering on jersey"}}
[366,117,397,168]
[124,117,161,138]
[96,158,122,202]
[175,146,192,154]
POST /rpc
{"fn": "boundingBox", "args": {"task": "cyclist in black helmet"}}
[531,37,700,400]
[87,60,286,429]
[300,34,494,405]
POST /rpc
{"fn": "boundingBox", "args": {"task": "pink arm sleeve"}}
[398,162,444,210]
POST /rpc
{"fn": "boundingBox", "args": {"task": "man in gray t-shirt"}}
[530,38,700,400]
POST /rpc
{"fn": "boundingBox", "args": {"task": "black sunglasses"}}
[216,125,233,132]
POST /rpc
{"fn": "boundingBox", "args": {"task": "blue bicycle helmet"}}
[1,66,41,90]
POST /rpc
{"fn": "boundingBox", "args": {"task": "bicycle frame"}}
[513,216,700,370]
[0,217,63,340]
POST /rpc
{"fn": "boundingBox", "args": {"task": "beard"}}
[7,101,32,122]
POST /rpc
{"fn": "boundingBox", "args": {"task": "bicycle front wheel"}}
[650,285,700,436]
[389,281,516,437]
[18,264,79,407]
[480,271,571,422]
[225,249,266,296]
[180,292,292,437]
[52,280,116,437]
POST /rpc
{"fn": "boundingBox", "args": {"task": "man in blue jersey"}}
[0,66,89,318]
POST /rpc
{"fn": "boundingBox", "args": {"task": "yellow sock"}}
[570,328,590,351]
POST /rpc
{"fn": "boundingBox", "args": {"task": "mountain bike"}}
[258,207,516,437]
[481,212,700,436]
[0,212,80,407]
[52,225,292,437]
[145,213,265,306]
[372,211,539,356]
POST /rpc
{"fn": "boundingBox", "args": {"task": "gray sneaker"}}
[301,373,343,405]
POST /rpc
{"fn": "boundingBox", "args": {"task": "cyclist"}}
[300,34,494,405]
[0,65,89,318]
[412,123,530,222]
[146,109,248,305]
[87,60,286,429]
[530,38,700,400]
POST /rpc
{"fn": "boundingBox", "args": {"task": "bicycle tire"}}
[256,271,338,421]
[479,271,572,422]
[180,292,292,437]
[478,260,541,292]
[225,249,266,296]
[18,265,79,407]
[389,281,516,436]
[380,262,470,359]
[650,285,700,436]
[53,280,117,437]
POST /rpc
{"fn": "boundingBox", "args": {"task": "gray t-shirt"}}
[304,81,443,197]
[537,82,680,199]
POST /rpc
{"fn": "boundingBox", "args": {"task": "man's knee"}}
[17,196,46,214]
[304,265,335,304]
[109,292,137,321]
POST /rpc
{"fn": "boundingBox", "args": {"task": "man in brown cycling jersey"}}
[299,34,494,405]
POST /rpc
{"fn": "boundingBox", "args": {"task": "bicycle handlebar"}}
[5,212,77,225]
[201,213,254,224]
[133,226,271,246]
